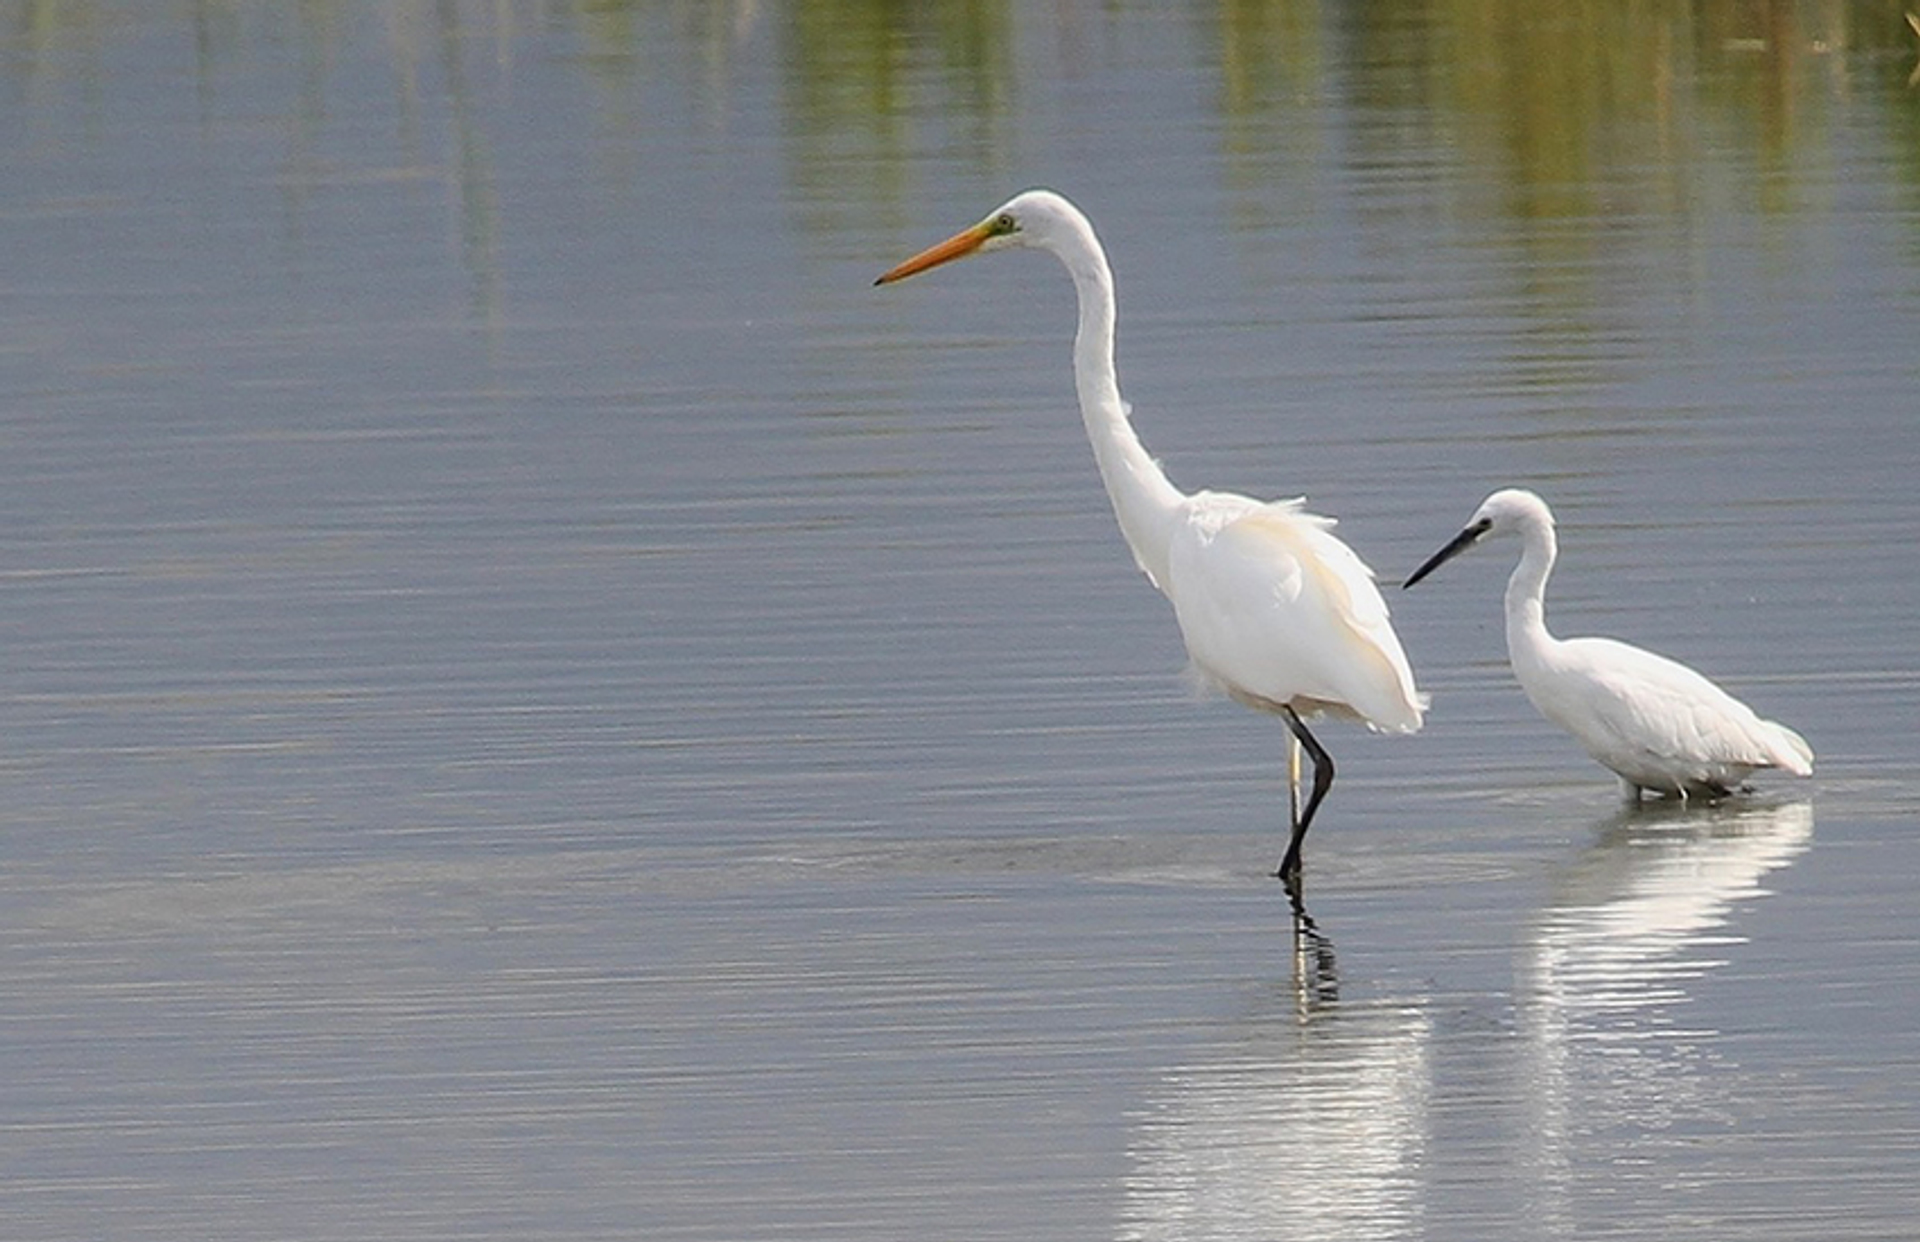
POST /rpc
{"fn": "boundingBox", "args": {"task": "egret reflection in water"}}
[1521,800,1814,1230]
[1121,998,1431,1242]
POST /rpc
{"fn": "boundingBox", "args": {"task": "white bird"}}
[876,189,1425,882]
[1402,488,1813,799]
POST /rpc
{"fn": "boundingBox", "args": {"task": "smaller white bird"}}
[1402,488,1813,799]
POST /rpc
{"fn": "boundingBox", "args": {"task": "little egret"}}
[1402,488,1813,799]
[876,189,1426,883]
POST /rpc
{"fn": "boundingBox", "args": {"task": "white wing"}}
[1165,494,1425,732]
[1542,637,1812,779]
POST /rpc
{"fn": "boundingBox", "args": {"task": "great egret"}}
[1403,488,1813,798]
[876,189,1426,882]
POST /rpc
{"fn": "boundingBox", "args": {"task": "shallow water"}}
[1,3,1917,1239]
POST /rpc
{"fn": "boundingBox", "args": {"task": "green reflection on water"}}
[4,0,1913,316]
[780,1,1018,233]
[6,1,1910,196]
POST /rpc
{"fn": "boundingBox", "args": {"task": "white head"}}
[875,188,1099,285]
[1466,488,1555,538]
[1403,488,1556,588]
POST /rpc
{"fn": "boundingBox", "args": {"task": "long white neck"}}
[1054,228,1185,591]
[1504,518,1558,667]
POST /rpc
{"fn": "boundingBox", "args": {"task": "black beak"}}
[1402,521,1489,589]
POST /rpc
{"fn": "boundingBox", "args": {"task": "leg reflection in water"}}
[1289,890,1339,1013]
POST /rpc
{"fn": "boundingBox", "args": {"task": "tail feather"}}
[1762,720,1814,776]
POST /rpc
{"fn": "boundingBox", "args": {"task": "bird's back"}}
[1165,494,1425,733]
[1522,634,1812,793]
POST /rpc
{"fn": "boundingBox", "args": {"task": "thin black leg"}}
[1275,707,1335,885]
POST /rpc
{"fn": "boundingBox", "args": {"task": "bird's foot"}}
[1276,857,1305,911]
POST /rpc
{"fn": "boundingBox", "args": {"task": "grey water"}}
[1,3,1917,1239]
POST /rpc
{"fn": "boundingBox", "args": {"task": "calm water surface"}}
[1,3,1917,1239]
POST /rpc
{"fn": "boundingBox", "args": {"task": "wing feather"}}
[1165,494,1425,732]
[1542,638,1811,784]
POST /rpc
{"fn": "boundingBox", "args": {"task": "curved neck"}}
[1060,237,1184,590]
[1504,520,1557,659]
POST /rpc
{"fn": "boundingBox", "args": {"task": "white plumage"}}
[877,189,1424,880]
[1404,488,1812,799]
[1168,493,1424,734]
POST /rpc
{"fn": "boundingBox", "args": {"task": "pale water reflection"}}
[1123,1000,1433,1242]
[1122,800,1817,1242]
[1522,800,1815,1234]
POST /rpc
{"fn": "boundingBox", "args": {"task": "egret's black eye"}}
[992,213,1017,235]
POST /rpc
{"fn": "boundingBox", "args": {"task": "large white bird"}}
[876,189,1425,882]
[1403,488,1813,799]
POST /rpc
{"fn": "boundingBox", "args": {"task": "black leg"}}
[1275,707,1335,884]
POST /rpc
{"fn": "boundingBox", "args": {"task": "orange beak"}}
[874,222,993,286]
